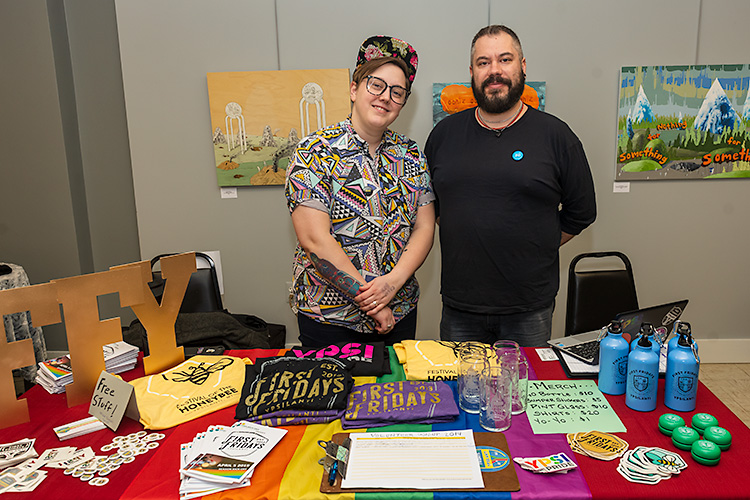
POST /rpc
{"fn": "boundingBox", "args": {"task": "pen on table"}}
[328,460,338,486]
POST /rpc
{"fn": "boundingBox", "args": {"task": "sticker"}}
[476,446,510,472]
[514,453,578,474]
[146,442,159,450]
[512,150,524,161]
[89,477,109,486]
[80,473,94,481]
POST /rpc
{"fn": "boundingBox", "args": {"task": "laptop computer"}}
[548,299,689,365]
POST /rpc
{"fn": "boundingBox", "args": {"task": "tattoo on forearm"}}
[310,253,361,299]
[383,284,396,296]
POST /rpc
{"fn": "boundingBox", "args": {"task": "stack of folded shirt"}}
[286,341,391,377]
[235,357,354,426]
[342,380,459,429]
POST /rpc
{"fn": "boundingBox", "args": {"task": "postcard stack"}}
[35,341,139,394]
[179,421,287,499]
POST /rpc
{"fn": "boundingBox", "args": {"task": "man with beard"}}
[424,25,596,346]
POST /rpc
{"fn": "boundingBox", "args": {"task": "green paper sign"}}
[526,380,626,434]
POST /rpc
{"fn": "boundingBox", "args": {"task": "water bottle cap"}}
[637,333,652,348]
[640,322,655,335]
[677,321,691,336]
[691,440,721,465]
[608,320,622,334]
[703,426,732,450]
[678,333,691,347]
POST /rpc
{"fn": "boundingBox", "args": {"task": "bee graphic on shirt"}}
[166,357,234,385]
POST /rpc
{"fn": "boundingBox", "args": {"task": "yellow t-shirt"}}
[129,355,250,430]
[392,340,462,381]
[393,341,499,381]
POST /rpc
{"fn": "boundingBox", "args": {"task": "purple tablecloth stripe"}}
[434,353,592,500]
[506,350,592,500]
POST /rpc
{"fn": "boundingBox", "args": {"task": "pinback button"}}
[658,413,686,436]
[691,413,718,435]
[691,439,721,466]
[672,426,700,450]
[703,426,732,451]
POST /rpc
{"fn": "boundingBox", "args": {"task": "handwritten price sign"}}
[526,380,626,434]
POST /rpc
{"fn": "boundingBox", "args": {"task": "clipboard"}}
[320,431,520,493]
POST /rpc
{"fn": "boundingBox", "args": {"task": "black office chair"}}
[565,251,638,337]
[150,252,224,313]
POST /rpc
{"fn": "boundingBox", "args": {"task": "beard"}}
[472,71,526,114]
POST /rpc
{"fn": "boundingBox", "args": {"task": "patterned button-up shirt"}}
[285,119,434,332]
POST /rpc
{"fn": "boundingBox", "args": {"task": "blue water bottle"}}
[665,325,700,411]
[626,332,660,411]
[598,320,629,395]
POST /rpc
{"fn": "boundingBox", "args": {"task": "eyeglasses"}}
[365,76,410,105]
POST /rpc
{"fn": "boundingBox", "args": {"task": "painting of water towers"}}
[207,69,351,186]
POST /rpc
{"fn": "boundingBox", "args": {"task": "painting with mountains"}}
[617,64,750,180]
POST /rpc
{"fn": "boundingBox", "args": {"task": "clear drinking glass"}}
[479,362,512,432]
[457,342,487,414]
[493,340,526,415]
[517,355,529,414]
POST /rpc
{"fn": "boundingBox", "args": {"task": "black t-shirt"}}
[235,357,354,419]
[425,106,596,313]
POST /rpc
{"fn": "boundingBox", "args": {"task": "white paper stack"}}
[52,416,107,441]
[34,341,139,394]
[179,422,287,499]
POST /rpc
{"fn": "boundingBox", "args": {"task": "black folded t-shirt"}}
[235,357,353,420]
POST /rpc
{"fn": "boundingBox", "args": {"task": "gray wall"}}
[3,1,749,354]
[0,0,140,350]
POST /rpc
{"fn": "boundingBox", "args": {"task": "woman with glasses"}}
[285,35,436,347]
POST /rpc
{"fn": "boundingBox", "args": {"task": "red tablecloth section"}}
[527,347,750,500]
[0,349,286,500]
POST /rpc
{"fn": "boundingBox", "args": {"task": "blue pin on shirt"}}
[512,150,524,161]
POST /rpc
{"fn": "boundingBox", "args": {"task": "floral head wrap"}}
[356,35,418,83]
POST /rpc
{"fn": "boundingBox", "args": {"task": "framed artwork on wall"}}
[207,69,351,187]
[616,64,750,180]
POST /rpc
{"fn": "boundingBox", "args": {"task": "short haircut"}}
[352,57,411,91]
[470,25,524,61]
